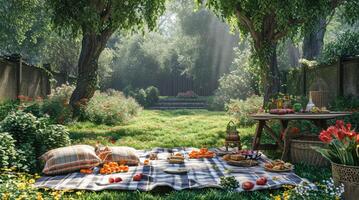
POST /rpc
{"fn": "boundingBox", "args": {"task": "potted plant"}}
[314,120,359,200]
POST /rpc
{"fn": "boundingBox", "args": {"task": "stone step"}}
[149,107,206,110]
[156,102,207,107]
[158,98,207,103]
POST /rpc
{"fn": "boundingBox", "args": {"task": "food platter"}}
[164,167,189,174]
[226,159,259,167]
[264,159,293,172]
[264,165,293,172]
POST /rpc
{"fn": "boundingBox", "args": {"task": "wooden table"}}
[250,112,351,160]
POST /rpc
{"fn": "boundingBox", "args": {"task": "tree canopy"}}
[47,0,167,115]
[200,0,345,102]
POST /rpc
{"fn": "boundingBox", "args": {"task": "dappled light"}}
[0,0,359,199]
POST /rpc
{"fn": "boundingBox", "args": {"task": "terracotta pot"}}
[332,162,359,200]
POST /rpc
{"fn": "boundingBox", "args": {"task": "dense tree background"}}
[0,0,358,110]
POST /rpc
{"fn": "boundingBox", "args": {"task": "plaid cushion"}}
[97,146,139,166]
[40,145,101,175]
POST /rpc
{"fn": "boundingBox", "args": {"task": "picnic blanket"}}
[35,147,312,192]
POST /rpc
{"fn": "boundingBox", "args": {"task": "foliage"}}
[134,89,148,107]
[85,90,141,125]
[0,0,51,63]
[0,133,17,168]
[329,95,359,129]
[226,95,263,127]
[145,86,160,107]
[314,120,359,166]
[0,111,70,171]
[0,100,19,121]
[319,31,359,64]
[0,168,64,200]
[219,176,239,191]
[41,84,75,124]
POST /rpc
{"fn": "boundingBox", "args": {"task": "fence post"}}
[302,65,307,96]
[338,57,344,97]
[16,55,22,98]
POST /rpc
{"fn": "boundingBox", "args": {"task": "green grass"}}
[64,109,331,200]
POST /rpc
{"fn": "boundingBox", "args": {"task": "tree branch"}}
[235,6,260,49]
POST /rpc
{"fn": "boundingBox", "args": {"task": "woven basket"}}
[332,163,359,200]
[290,135,330,167]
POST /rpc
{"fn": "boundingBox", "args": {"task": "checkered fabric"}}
[35,147,312,192]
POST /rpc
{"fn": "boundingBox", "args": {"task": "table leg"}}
[252,120,265,150]
[280,120,289,131]
[281,128,291,161]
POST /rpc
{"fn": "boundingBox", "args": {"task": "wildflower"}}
[36,192,43,200]
[76,191,83,196]
[28,179,35,184]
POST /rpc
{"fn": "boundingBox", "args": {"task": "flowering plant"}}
[314,120,359,166]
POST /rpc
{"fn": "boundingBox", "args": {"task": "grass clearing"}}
[65,109,331,200]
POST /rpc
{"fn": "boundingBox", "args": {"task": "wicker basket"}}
[290,135,330,167]
[332,163,359,200]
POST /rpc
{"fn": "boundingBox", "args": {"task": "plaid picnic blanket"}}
[35,147,312,192]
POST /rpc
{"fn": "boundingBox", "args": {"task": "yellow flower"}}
[2,192,10,200]
[28,179,35,184]
[273,195,281,200]
[36,192,43,200]
[76,191,83,196]
[16,183,26,190]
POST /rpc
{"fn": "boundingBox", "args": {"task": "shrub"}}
[0,132,17,168]
[0,100,19,121]
[330,95,359,129]
[145,86,160,107]
[0,111,38,145]
[134,89,147,107]
[0,111,71,171]
[227,95,263,127]
[41,84,74,124]
[85,90,141,125]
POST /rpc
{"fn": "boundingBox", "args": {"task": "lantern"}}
[225,121,242,151]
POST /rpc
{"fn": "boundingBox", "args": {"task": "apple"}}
[114,177,122,183]
[133,174,143,181]
[109,177,115,184]
[242,181,255,190]
[256,177,267,185]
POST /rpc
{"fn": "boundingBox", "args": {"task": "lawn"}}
[63,110,331,200]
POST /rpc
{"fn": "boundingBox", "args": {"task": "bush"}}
[319,31,359,64]
[0,111,38,145]
[134,89,147,107]
[227,95,263,127]
[0,100,19,121]
[85,90,141,125]
[0,111,71,171]
[330,95,359,129]
[145,86,160,107]
[41,84,74,124]
[0,132,17,168]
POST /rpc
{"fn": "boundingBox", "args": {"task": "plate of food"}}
[238,150,261,160]
[264,159,293,172]
[164,167,189,174]
[223,154,259,167]
[167,153,185,164]
[189,148,215,159]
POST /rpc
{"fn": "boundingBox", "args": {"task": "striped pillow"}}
[96,146,139,166]
[40,145,101,175]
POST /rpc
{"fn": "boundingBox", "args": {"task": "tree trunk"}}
[302,17,327,60]
[262,43,281,104]
[70,31,112,117]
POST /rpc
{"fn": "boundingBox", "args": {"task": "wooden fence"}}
[284,56,359,102]
[0,55,51,101]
